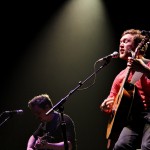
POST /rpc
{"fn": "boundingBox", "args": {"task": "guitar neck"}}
[119,67,131,93]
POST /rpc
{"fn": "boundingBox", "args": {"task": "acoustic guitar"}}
[34,132,53,150]
[106,36,150,144]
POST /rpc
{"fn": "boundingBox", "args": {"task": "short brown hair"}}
[122,29,146,55]
[28,94,53,110]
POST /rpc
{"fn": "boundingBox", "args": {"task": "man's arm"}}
[34,139,72,150]
[27,135,36,150]
[127,57,150,79]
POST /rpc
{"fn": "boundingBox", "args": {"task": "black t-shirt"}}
[33,111,77,150]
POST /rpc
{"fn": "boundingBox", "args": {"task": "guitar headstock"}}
[140,37,150,52]
[134,36,150,58]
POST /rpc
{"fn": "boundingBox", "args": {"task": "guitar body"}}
[106,82,138,140]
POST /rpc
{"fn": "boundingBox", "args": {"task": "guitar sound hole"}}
[124,82,134,91]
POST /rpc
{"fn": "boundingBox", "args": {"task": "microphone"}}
[4,109,24,115]
[97,51,119,62]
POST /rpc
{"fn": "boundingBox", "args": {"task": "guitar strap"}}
[130,71,143,84]
[130,58,149,84]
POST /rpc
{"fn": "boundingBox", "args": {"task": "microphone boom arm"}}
[46,52,117,115]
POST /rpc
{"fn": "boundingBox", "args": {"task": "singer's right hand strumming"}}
[100,97,114,114]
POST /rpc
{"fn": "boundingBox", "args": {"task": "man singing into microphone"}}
[100,29,150,149]
[26,94,77,150]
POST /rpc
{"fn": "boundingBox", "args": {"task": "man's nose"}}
[120,43,124,48]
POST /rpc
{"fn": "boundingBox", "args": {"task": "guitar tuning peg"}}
[141,30,150,37]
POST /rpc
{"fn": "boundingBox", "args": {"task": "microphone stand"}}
[46,57,112,150]
[0,112,12,127]
[58,105,69,150]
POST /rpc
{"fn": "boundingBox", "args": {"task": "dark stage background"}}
[0,0,150,150]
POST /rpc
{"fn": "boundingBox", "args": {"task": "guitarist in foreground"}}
[100,29,150,150]
[26,94,77,150]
